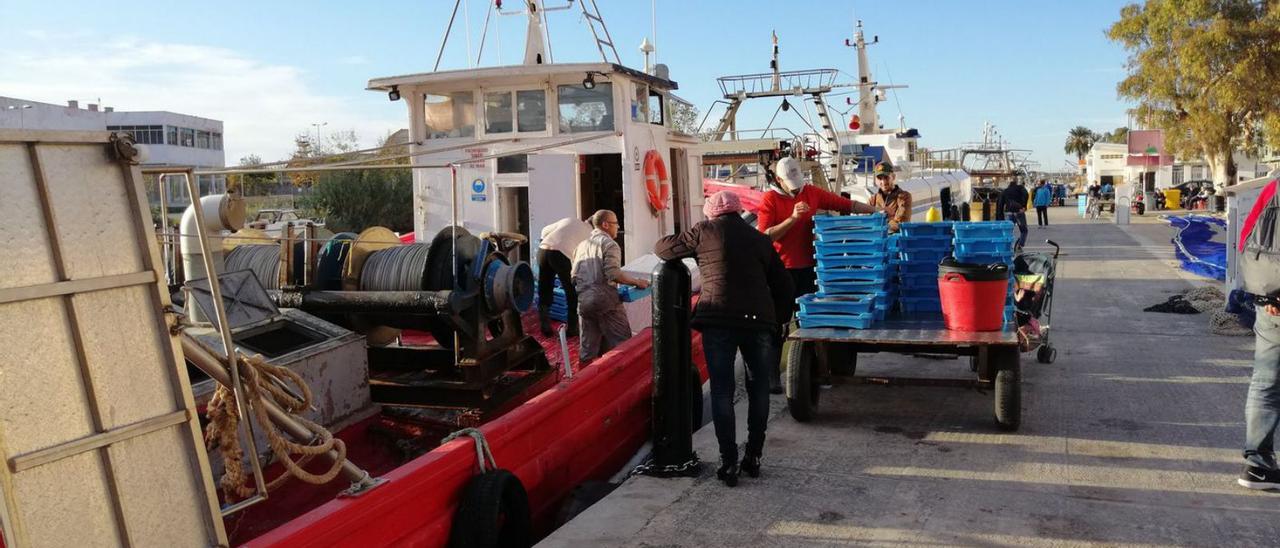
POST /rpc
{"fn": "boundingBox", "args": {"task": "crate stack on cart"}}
[798,213,892,329]
[952,221,1018,323]
[894,222,955,315]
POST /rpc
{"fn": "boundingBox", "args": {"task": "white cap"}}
[775,157,805,192]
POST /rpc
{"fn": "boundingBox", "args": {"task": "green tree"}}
[1108,1,1280,188]
[1064,126,1099,161]
[669,99,700,134]
[232,154,277,196]
[1100,127,1130,144]
[300,133,412,232]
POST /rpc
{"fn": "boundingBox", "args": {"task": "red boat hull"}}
[246,328,705,547]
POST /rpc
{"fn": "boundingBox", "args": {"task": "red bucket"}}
[938,260,1009,332]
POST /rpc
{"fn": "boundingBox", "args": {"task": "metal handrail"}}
[717,68,841,97]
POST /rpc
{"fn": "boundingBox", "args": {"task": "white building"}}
[1085,142,1129,187]
[0,96,226,208]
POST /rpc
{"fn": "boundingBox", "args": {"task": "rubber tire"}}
[993,349,1022,431]
[448,469,533,548]
[786,340,820,422]
[1036,345,1057,364]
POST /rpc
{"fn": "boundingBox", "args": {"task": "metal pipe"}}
[180,335,371,485]
[180,173,269,505]
[271,289,454,315]
[559,325,572,380]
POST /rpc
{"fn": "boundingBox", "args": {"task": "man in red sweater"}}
[757,157,875,391]
[757,157,876,297]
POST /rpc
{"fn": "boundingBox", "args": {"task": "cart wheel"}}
[992,348,1021,431]
[1036,345,1057,364]
[786,340,820,422]
[827,343,857,376]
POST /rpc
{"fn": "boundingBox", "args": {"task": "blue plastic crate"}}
[798,293,876,315]
[815,240,887,256]
[898,222,954,238]
[900,285,940,300]
[619,284,652,302]
[899,272,940,288]
[816,228,887,243]
[813,212,886,229]
[819,279,894,295]
[899,296,943,313]
[898,260,943,275]
[898,236,954,252]
[953,221,1015,240]
[898,249,952,264]
[952,252,1014,266]
[816,266,887,283]
[815,253,886,269]
[954,238,1015,256]
[798,311,874,329]
[886,234,903,252]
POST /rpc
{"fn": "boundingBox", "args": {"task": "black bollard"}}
[638,258,701,477]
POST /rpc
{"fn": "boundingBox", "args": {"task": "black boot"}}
[717,460,739,487]
[740,454,761,478]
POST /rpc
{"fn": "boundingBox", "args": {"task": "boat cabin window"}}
[497,154,529,174]
[424,92,476,139]
[558,82,614,133]
[485,89,548,134]
[632,84,649,123]
[648,90,665,126]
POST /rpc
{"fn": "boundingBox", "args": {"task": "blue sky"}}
[0,0,1134,168]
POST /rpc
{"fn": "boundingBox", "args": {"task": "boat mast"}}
[852,21,878,136]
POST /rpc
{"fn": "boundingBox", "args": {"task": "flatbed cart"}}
[784,319,1024,430]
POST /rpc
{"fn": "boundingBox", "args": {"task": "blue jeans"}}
[1246,310,1280,469]
[1006,211,1028,249]
[700,326,778,463]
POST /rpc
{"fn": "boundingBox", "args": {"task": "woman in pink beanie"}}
[654,190,793,486]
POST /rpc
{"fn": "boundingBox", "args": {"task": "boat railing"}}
[699,127,802,144]
[717,68,841,98]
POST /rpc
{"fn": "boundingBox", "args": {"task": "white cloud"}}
[0,34,402,162]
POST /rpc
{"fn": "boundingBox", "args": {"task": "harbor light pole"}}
[311,121,328,149]
[6,104,32,129]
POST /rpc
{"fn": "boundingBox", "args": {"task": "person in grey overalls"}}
[571,210,649,363]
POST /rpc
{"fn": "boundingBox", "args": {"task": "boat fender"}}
[447,468,533,548]
[643,150,671,213]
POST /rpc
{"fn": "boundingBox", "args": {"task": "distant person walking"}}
[1033,179,1052,228]
[655,190,794,487]
[998,179,1030,251]
[572,210,649,363]
[537,216,592,337]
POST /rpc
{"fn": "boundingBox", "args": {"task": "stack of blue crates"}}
[540,279,653,324]
[895,222,955,315]
[799,213,891,329]
[952,221,1018,323]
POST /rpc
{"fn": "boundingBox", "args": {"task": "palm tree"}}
[1064,126,1099,162]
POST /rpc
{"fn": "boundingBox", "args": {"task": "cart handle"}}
[942,272,966,282]
[1045,239,1060,259]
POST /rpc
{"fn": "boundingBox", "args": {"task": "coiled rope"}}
[206,352,347,500]
[360,243,431,291]
[224,245,282,290]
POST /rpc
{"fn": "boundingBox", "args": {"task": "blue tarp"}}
[1164,214,1227,281]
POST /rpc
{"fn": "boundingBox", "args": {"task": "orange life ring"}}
[643,150,670,213]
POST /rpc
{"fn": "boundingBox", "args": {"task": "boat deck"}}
[543,204,1280,546]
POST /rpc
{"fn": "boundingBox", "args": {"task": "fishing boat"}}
[0,2,710,546]
[698,21,1042,223]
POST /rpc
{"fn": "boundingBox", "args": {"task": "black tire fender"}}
[448,469,533,548]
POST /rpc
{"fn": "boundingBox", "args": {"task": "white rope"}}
[442,428,498,474]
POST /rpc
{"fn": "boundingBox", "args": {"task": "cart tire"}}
[1036,345,1057,364]
[993,350,1022,431]
[786,340,820,422]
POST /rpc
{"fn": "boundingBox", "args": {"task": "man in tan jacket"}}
[868,161,912,232]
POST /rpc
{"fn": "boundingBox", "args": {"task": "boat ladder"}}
[579,0,621,64]
[809,96,844,186]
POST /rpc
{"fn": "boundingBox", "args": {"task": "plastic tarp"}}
[1163,214,1227,281]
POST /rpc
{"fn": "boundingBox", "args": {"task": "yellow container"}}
[969,200,987,221]
[1164,189,1182,209]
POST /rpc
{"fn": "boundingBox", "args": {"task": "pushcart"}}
[784,320,1024,431]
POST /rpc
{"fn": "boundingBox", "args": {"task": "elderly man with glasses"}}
[571,209,650,363]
